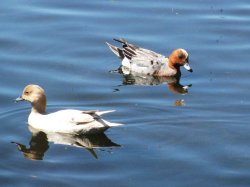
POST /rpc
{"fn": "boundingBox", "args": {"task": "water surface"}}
[1,0,250,186]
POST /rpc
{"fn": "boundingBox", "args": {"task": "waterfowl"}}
[106,38,192,77]
[16,84,122,135]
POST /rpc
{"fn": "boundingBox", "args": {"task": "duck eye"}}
[178,54,185,59]
[25,91,30,95]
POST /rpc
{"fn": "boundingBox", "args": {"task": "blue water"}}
[1,0,250,186]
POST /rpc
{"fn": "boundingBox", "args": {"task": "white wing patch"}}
[122,57,131,68]
[70,113,95,124]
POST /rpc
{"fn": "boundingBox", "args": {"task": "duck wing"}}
[112,38,167,68]
[44,110,95,125]
[74,110,116,125]
[71,112,96,125]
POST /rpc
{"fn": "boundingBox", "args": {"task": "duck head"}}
[16,84,47,114]
[168,48,193,73]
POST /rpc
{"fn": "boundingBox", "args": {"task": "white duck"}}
[106,38,192,77]
[15,84,122,135]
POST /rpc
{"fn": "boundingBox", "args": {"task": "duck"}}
[106,38,193,77]
[15,84,122,135]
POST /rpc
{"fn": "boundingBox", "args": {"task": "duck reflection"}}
[12,126,120,160]
[174,99,186,107]
[12,130,48,160]
[113,69,192,95]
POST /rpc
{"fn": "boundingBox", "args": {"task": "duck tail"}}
[102,119,124,127]
[95,110,115,116]
[106,41,125,59]
[113,38,127,45]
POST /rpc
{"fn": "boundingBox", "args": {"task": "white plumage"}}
[16,85,122,135]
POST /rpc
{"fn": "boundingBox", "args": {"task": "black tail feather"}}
[113,38,127,44]
[107,38,138,60]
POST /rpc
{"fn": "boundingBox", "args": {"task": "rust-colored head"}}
[16,84,47,113]
[168,48,192,72]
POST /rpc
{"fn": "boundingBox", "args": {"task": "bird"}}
[106,38,192,77]
[15,84,122,135]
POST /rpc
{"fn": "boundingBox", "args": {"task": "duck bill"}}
[15,96,24,103]
[184,63,193,72]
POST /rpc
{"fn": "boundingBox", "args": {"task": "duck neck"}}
[31,96,46,114]
[168,58,181,77]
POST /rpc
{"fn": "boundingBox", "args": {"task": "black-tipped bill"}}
[184,63,193,72]
[15,97,24,103]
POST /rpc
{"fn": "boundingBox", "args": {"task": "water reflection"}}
[12,130,49,160]
[12,126,120,160]
[112,69,192,95]
[174,99,186,107]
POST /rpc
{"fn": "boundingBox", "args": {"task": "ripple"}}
[1,0,250,186]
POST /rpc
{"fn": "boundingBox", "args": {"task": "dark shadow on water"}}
[12,131,49,161]
[111,67,192,95]
[12,126,120,160]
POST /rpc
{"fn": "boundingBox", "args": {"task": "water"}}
[1,0,250,186]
